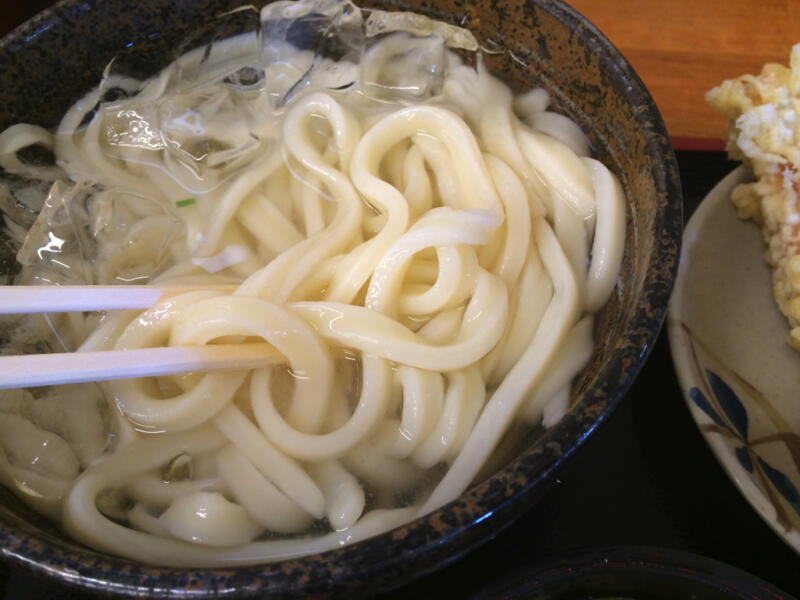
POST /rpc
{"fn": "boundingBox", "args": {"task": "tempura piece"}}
[707,43,800,349]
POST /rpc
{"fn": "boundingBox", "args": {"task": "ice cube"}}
[359,32,447,102]
[16,181,96,284]
[15,181,181,286]
[93,7,268,195]
[364,9,479,51]
[171,6,263,95]
[260,0,365,107]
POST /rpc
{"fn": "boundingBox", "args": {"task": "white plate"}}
[668,165,800,554]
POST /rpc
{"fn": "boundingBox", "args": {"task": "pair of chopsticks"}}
[0,286,284,390]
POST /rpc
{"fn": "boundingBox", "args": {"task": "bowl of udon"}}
[0,0,681,596]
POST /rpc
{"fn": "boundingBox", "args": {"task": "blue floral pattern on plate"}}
[690,368,800,529]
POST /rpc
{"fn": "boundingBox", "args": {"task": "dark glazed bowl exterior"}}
[0,0,682,597]
[473,546,793,600]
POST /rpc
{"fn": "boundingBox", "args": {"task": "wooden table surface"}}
[569,0,799,150]
[1,0,798,150]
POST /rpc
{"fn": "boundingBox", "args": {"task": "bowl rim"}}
[0,0,683,596]
[472,545,792,599]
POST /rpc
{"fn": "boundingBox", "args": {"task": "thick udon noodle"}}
[0,1,624,566]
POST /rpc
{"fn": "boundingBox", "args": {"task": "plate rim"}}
[667,164,800,556]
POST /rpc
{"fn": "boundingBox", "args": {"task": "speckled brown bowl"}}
[0,0,681,597]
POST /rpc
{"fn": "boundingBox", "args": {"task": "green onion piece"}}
[176,198,196,208]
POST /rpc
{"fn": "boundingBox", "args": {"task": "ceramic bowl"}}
[0,0,682,596]
[473,546,792,600]
[669,166,800,555]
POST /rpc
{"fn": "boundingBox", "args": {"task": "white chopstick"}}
[0,284,237,314]
[0,343,285,389]
[0,284,284,389]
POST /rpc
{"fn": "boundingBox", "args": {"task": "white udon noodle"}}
[0,13,625,567]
